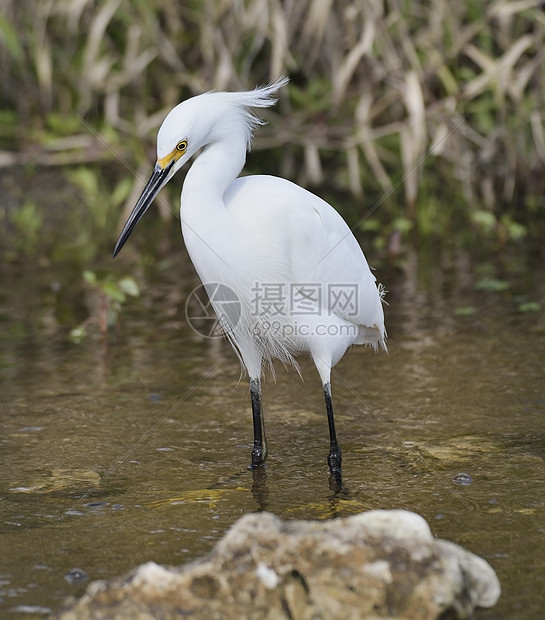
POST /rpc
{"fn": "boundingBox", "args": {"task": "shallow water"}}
[1,244,544,618]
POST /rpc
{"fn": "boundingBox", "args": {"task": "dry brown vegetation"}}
[0,0,544,246]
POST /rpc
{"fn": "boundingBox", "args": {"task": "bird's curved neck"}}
[182,137,246,207]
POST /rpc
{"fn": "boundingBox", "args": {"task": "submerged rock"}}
[10,468,101,495]
[57,510,500,619]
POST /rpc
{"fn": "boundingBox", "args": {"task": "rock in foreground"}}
[57,510,500,619]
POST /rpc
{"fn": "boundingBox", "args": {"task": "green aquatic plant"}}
[64,166,133,254]
[475,278,510,292]
[69,270,140,343]
[9,200,43,256]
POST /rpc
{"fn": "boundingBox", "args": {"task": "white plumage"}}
[114,78,386,480]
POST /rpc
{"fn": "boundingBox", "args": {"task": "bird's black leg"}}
[250,378,267,468]
[324,382,342,474]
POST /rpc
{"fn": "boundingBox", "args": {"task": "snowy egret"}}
[113,78,386,475]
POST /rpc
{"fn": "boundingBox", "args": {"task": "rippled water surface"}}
[1,245,544,618]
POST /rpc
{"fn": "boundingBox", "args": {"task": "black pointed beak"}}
[113,162,173,258]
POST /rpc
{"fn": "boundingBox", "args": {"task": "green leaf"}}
[46,112,81,136]
[392,217,414,234]
[118,276,140,297]
[359,218,380,232]
[66,167,99,196]
[0,14,24,62]
[500,215,526,241]
[472,210,496,232]
[475,278,509,292]
[83,270,97,284]
[518,302,541,313]
[437,64,458,96]
[101,282,126,303]
[454,307,476,316]
[69,326,87,343]
[111,178,133,208]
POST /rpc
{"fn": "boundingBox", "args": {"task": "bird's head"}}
[113,78,288,258]
[111,99,204,258]
[154,95,218,179]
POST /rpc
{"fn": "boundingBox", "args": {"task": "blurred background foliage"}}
[0,0,544,264]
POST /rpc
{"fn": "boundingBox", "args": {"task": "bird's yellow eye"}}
[176,140,188,152]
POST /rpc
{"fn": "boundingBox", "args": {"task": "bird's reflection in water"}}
[250,464,344,514]
[251,466,269,511]
[328,469,343,494]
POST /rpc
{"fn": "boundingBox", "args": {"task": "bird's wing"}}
[224,175,385,340]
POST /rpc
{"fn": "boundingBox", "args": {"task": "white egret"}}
[113,78,386,476]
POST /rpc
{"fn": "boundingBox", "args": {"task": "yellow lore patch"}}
[157,140,187,169]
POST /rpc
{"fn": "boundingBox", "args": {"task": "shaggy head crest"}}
[157,77,289,158]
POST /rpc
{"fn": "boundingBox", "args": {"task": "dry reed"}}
[0,0,543,238]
